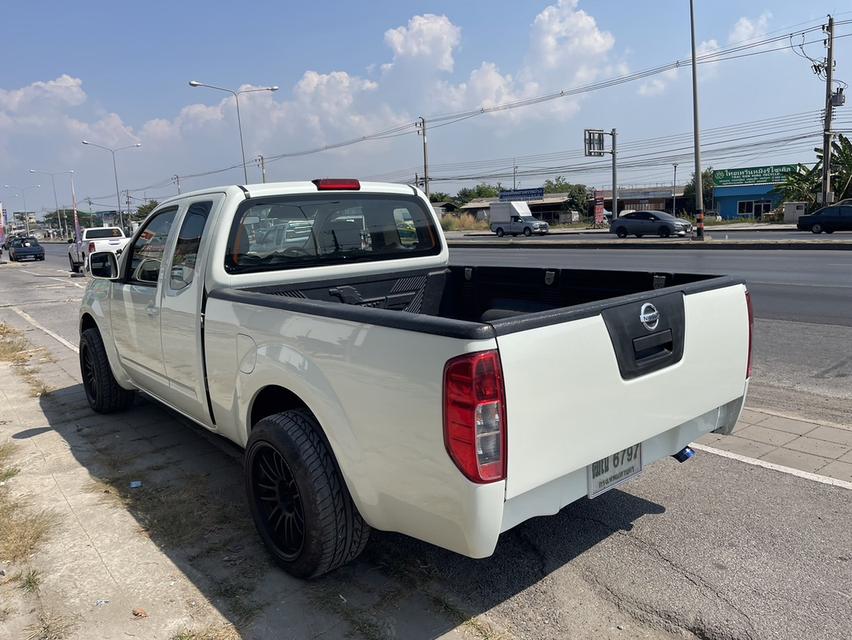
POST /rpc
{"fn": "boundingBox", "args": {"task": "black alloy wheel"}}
[251,442,305,561]
[659,226,671,238]
[81,340,98,406]
[523,227,532,236]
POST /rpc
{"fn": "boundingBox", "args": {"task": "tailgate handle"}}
[632,329,673,366]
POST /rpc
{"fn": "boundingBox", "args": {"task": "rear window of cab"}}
[225,193,441,274]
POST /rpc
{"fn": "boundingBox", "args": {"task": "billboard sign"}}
[499,188,545,202]
[713,165,796,186]
[594,191,605,224]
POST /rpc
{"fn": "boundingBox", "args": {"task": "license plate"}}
[587,444,642,498]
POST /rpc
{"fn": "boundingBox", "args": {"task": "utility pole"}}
[172,174,181,194]
[610,128,618,218]
[257,155,267,183]
[672,163,678,215]
[821,15,835,206]
[513,159,518,191]
[689,0,705,240]
[125,190,131,230]
[418,117,430,197]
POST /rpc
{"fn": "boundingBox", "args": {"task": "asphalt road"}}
[451,247,852,425]
[1,252,850,640]
[454,229,852,242]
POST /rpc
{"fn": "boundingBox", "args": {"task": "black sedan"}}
[797,202,852,234]
[8,237,45,261]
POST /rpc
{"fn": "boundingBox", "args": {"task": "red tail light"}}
[443,350,507,483]
[312,178,361,191]
[745,289,754,378]
[88,241,96,254]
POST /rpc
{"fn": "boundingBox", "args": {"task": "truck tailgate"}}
[495,281,749,499]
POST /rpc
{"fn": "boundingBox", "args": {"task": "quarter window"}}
[126,207,178,285]
[170,201,212,290]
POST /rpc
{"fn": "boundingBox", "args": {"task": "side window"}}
[170,201,212,290]
[393,208,418,247]
[126,207,178,285]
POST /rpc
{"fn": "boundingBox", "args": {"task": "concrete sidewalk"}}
[697,408,852,482]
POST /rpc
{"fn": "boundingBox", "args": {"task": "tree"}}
[543,176,589,212]
[429,192,452,203]
[133,200,159,221]
[682,167,715,215]
[455,183,500,205]
[775,133,852,211]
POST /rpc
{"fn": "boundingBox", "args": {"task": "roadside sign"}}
[584,129,606,157]
[594,192,605,224]
[713,165,796,186]
[499,188,544,202]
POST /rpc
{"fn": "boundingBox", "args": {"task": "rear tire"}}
[246,410,369,578]
[824,227,834,234]
[659,226,671,238]
[69,255,80,273]
[495,228,504,237]
[811,224,822,234]
[79,328,135,413]
[615,227,628,239]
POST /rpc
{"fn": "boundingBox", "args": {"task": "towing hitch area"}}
[672,446,695,463]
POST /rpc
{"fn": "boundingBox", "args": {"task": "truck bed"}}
[212,265,731,340]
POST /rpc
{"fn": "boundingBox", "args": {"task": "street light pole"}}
[672,163,678,215]
[30,169,75,237]
[689,0,705,240]
[3,184,40,235]
[81,140,141,231]
[189,81,279,184]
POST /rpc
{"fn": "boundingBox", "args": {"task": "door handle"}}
[146,305,159,317]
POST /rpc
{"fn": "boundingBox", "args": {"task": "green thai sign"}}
[713,165,796,186]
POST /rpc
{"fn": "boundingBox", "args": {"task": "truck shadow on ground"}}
[30,385,664,639]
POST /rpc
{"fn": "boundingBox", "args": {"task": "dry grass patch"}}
[24,611,74,640]
[171,625,240,640]
[440,213,489,232]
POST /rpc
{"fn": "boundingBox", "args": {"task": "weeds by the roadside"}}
[18,568,42,593]
[439,214,489,231]
[24,611,74,640]
[0,442,59,562]
[171,625,240,640]
[0,323,53,397]
[0,323,28,362]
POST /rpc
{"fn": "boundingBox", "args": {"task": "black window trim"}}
[224,192,444,275]
[168,200,214,292]
[123,205,180,287]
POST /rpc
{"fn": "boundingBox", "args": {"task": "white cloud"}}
[729,12,772,44]
[0,74,86,113]
[384,14,461,72]
[638,67,679,97]
[528,0,614,71]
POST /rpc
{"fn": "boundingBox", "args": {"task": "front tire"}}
[523,227,532,237]
[246,410,369,578]
[79,328,135,413]
[495,228,504,237]
[659,226,671,238]
[69,255,80,273]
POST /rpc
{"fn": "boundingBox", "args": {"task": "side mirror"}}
[88,252,119,280]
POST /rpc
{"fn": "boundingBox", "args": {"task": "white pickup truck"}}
[68,226,129,273]
[79,179,752,578]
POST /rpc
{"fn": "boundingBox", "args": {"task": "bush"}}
[439,214,489,232]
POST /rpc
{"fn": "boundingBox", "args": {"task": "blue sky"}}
[2,0,851,213]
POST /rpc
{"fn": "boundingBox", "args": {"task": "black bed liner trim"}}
[208,286,496,340]
[208,274,744,340]
[487,275,745,336]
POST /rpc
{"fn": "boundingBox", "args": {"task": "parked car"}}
[68,226,129,273]
[611,210,692,238]
[8,236,45,261]
[79,179,752,578]
[489,201,549,237]
[796,202,852,234]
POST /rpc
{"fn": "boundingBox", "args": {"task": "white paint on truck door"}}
[110,206,180,396]
[159,195,222,424]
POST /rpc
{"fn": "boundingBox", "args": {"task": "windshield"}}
[17,237,40,246]
[86,228,124,239]
[225,194,441,274]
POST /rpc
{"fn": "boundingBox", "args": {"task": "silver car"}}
[611,210,692,238]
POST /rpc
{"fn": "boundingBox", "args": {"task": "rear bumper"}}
[499,395,745,534]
